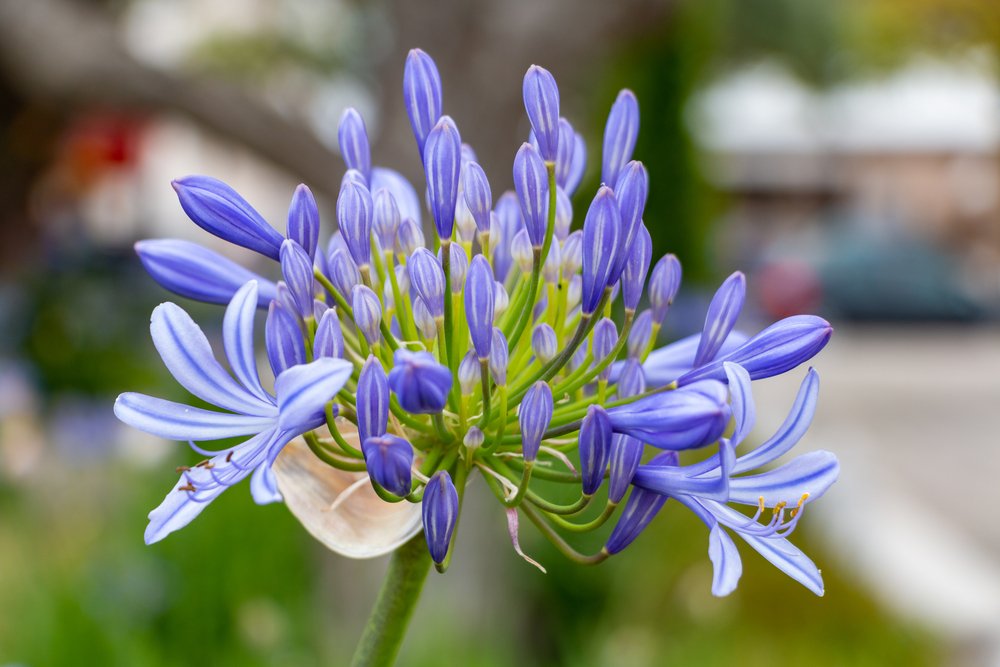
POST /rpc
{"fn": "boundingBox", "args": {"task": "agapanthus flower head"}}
[120,47,835,600]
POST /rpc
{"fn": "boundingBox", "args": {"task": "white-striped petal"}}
[115,393,275,441]
[151,301,274,416]
[223,281,273,405]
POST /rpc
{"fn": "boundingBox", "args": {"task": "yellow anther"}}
[758,496,766,514]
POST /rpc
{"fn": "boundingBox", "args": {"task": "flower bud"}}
[440,242,468,293]
[531,324,558,363]
[287,184,319,260]
[542,239,561,284]
[265,301,305,377]
[314,307,345,359]
[458,352,480,395]
[554,187,572,240]
[679,315,833,386]
[371,167,422,226]
[581,186,621,315]
[523,65,560,162]
[422,470,458,564]
[172,175,283,260]
[464,255,495,359]
[424,116,462,240]
[489,328,509,385]
[566,132,587,196]
[337,179,374,269]
[511,228,533,275]
[693,271,746,368]
[373,188,401,252]
[135,239,277,308]
[579,405,612,496]
[566,274,582,310]
[555,118,576,190]
[357,355,389,443]
[602,89,640,187]
[275,282,297,318]
[491,191,523,281]
[279,240,315,320]
[362,434,413,498]
[513,143,549,247]
[351,285,382,345]
[622,224,652,312]
[464,426,485,450]
[519,381,553,462]
[328,249,361,300]
[408,248,446,318]
[617,358,646,398]
[463,161,492,233]
[569,341,588,372]
[604,451,675,554]
[611,161,649,281]
[608,381,730,450]
[403,48,443,154]
[455,193,477,244]
[492,281,509,320]
[338,108,371,182]
[608,434,643,503]
[627,310,653,359]
[393,263,411,296]
[396,218,424,258]
[388,349,452,414]
[592,318,618,382]
[413,297,437,339]
[649,254,682,325]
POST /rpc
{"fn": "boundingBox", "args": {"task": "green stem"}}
[349,533,432,667]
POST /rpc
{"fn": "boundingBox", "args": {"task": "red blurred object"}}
[755,261,823,319]
[59,112,146,190]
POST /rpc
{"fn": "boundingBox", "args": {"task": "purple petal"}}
[424,116,462,240]
[694,272,746,368]
[150,301,273,416]
[403,48,443,155]
[135,239,277,308]
[265,301,305,378]
[728,450,839,507]
[708,524,743,597]
[222,281,272,405]
[601,89,639,186]
[723,361,755,446]
[735,368,819,473]
[513,142,549,247]
[115,393,275,441]
[522,65,560,161]
[172,176,283,259]
[287,184,319,260]
[274,357,353,432]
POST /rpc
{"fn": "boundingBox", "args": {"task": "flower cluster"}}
[116,48,838,595]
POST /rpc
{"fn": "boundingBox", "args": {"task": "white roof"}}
[690,57,1000,154]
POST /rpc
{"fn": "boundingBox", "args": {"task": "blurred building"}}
[690,57,1000,321]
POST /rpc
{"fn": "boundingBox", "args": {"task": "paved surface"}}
[751,325,1000,666]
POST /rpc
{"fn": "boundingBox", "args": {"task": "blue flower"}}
[617,362,839,596]
[114,281,352,543]
[387,349,452,414]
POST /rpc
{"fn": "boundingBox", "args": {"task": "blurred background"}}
[1,0,999,665]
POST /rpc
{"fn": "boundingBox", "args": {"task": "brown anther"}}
[226,451,234,462]
[178,483,197,492]
[195,459,212,468]
[176,466,191,473]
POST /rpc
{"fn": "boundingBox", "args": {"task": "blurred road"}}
[753,325,1000,666]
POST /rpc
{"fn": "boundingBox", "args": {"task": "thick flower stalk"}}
[118,45,839,666]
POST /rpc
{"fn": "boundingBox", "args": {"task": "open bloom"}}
[607,362,838,596]
[117,47,836,595]
[114,281,352,543]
